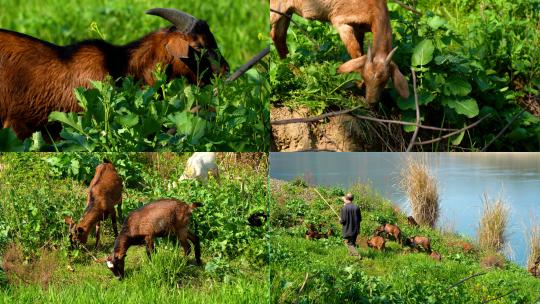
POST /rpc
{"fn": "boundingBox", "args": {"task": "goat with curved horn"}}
[145,8,198,33]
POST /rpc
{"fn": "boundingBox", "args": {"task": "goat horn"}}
[146,8,198,33]
[367,46,373,63]
[384,46,399,65]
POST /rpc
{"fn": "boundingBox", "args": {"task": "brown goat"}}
[375,223,402,245]
[106,199,201,279]
[367,235,386,251]
[305,223,334,240]
[405,236,432,253]
[0,8,229,139]
[407,216,418,227]
[64,161,122,250]
[270,0,409,104]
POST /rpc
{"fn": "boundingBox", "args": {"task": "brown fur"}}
[106,199,201,279]
[367,235,386,251]
[64,162,122,249]
[375,223,402,245]
[0,17,228,139]
[405,236,432,253]
[270,0,409,103]
[305,223,333,240]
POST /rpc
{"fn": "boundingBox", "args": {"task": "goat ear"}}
[64,217,74,226]
[390,62,410,99]
[166,38,190,59]
[337,56,367,74]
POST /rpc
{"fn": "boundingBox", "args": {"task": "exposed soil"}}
[270,106,374,151]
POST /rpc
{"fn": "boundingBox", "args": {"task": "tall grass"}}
[478,193,509,251]
[400,157,439,228]
[527,222,540,271]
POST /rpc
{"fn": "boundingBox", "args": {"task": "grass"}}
[0,153,269,303]
[478,193,510,252]
[270,179,540,303]
[400,157,440,228]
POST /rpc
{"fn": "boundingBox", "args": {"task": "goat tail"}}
[102,158,112,164]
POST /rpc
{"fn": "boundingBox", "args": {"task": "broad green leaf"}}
[412,39,434,67]
[49,112,85,134]
[443,77,472,96]
[427,16,447,30]
[0,128,25,151]
[443,98,479,118]
[451,123,466,146]
[115,114,139,128]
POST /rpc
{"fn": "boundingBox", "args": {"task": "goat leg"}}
[94,222,101,250]
[116,202,123,221]
[188,231,201,265]
[334,23,363,59]
[145,236,154,259]
[111,211,118,237]
[270,8,292,59]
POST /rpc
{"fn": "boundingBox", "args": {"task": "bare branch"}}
[446,272,486,291]
[482,288,518,304]
[481,108,526,152]
[298,272,309,294]
[271,106,363,125]
[391,0,423,16]
[407,69,420,152]
[414,114,490,146]
[226,47,270,82]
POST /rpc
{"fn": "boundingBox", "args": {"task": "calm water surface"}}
[269,153,540,266]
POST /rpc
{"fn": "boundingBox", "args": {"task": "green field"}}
[0,153,269,303]
[270,179,540,303]
[0,0,269,151]
[270,0,540,151]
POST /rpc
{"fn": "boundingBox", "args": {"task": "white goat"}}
[179,152,219,183]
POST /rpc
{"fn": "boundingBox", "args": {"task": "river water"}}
[269,152,540,266]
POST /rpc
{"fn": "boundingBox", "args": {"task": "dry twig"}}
[407,69,420,152]
[481,108,526,151]
[446,272,486,291]
[391,0,423,16]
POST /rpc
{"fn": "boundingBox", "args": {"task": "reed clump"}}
[478,193,509,251]
[400,157,439,228]
[527,223,540,274]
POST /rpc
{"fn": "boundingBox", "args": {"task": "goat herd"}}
[63,160,202,279]
[306,217,442,261]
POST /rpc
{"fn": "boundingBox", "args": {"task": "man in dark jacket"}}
[340,193,362,257]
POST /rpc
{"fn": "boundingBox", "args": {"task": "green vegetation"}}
[270,179,540,303]
[270,0,540,151]
[0,153,268,303]
[0,0,269,151]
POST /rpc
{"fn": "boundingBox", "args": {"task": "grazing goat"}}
[64,161,122,249]
[405,236,432,253]
[0,8,229,139]
[106,199,201,279]
[305,223,334,240]
[367,235,386,251]
[270,0,409,104]
[375,223,402,245]
[179,152,219,183]
[407,216,418,227]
